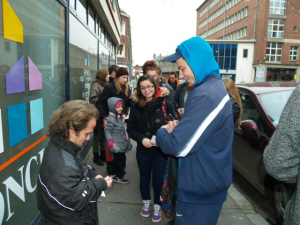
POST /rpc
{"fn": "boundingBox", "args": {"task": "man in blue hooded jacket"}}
[156,37,234,225]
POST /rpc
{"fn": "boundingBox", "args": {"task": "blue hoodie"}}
[156,37,234,204]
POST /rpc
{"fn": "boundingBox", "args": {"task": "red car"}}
[233,82,299,224]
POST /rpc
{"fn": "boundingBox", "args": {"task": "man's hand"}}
[95,175,103,179]
[142,138,155,148]
[104,176,113,188]
[177,108,183,117]
[161,120,179,133]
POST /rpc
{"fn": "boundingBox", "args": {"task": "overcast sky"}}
[118,0,205,66]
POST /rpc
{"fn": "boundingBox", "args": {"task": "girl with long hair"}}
[223,78,243,126]
[127,74,176,222]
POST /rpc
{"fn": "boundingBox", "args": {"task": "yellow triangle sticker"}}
[3,0,24,43]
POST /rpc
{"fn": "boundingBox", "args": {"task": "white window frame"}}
[268,19,285,38]
[266,42,283,62]
[289,46,299,61]
[117,44,125,57]
[269,0,286,15]
[121,21,126,35]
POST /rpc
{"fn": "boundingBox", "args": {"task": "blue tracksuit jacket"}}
[156,37,234,204]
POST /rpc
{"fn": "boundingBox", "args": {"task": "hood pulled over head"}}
[107,97,123,114]
[176,37,220,84]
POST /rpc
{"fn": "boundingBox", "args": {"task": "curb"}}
[228,185,270,225]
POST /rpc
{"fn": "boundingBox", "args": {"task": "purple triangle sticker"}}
[28,56,42,91]
[6,56,25,94]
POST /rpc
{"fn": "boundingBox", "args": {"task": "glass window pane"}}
[230,57,236,70]
[225,44,231,56]
[224,57,230,70]
[0,1,66,223]
[219,44,225,57]
[77,0,87,24]
[218,57,224,69]
[231,44,237,56]
[70,13,97,101]
[88,6,95,32]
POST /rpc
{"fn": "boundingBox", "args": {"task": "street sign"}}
[135,68,139,74]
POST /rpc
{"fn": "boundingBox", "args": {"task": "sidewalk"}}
[87,140,270,225]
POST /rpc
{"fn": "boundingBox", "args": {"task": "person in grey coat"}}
[105,97,132,184]
[89,69,110,166]
[263,85,300,225]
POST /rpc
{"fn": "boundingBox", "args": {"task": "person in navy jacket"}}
[156,37,234,225]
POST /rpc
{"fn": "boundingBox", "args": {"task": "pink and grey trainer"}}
[152,204,162,222]
[141,200,151,217]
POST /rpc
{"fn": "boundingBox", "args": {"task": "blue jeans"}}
[136,151,168,204]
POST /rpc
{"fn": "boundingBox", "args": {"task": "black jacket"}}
[127,87,176,156]
[95,82,131,120]
[36,135,107,225]
[159,79,175,108]
[174,82,187,111]
[230,96,240,124]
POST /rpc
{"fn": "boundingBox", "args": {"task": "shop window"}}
[269,0,286,15]
[289,46,299,61]
[268,19,285,38]
[266,42,282,62]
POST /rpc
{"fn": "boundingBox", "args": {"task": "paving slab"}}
[86,140,269,225]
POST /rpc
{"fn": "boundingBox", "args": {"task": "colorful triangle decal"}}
[6,56,25,94]
[28,57,42,91]
[3,0,24,43]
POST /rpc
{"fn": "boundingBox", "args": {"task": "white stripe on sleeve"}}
[178,94,230,157]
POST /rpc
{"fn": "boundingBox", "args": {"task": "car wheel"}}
[273,182,294,225]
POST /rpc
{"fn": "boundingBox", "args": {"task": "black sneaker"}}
[113,177,130,184]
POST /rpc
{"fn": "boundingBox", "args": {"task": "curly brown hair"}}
[48,100,99,149]
[142,60,157,74]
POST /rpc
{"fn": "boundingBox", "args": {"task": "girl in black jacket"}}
[127,74,176,222]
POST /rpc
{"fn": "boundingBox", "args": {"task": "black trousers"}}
[112,153,126,178]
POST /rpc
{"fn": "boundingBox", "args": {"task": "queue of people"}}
[36,36,298,225]
[36,37,236,225]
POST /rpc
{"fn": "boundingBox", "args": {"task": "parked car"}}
[233,81,300,224]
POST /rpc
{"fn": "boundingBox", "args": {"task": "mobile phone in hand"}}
[167,114,175,121]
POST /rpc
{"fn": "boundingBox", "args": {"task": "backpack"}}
[159,98,179,218]
[160,156,178,218]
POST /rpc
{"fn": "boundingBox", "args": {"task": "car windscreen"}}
[258,90,293,126]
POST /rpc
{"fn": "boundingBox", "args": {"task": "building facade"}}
[0,0,121,224]
[197,0,300,82]
[117,9,132,75]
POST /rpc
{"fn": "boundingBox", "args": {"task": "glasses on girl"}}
[140,85,154,91]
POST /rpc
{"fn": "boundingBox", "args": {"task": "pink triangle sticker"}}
[28,56,42,91]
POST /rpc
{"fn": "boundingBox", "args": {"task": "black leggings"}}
[112,153,126,178]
